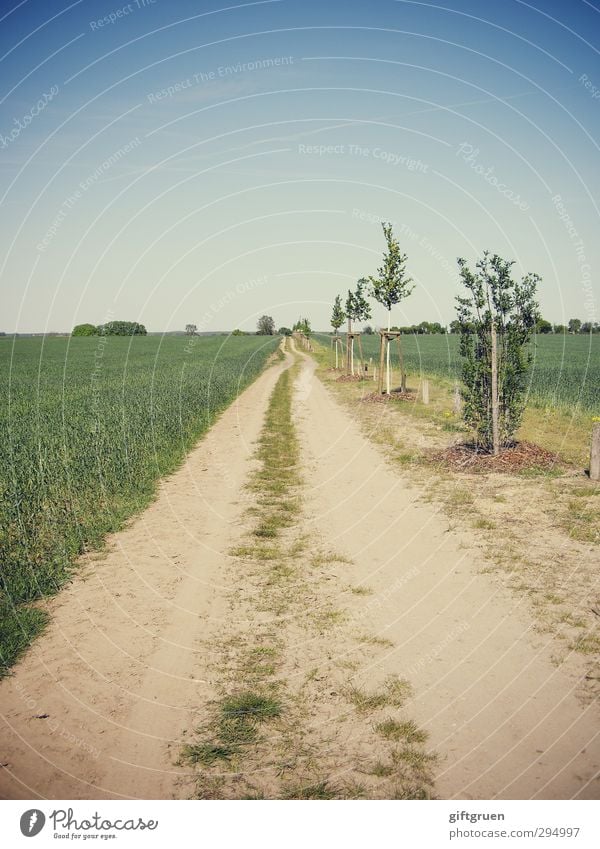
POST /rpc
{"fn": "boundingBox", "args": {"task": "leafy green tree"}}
[367,223,414,392]
[99,321,146,336]
[293,317,312,335]
[345,280,371,374]
[330,294,345,335]
[368,223,414,330]
[329,296,346,368]
[257,315,275,335]
[568,318,582,334]
[363,324,374,334]
[536,318,553,334]
[553,324,566,334]
[278,326,292,336]
[185,323,197,335]
[72,323,98,337]
[455,251,540,452]
[232,328,246,336]
[345,280,371,328]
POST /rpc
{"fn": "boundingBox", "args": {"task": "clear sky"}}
[1,0,598,333]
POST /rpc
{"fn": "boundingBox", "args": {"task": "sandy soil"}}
[1,344,598,800]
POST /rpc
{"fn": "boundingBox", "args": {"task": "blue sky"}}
[1,0,598,332]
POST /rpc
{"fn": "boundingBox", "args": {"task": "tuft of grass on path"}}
[0,604,49,678]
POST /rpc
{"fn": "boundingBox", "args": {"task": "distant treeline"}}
[360,318,600,335]
[72,321,147,337]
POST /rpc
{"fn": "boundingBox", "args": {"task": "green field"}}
[0,334,279,672]
[319,333,600,413]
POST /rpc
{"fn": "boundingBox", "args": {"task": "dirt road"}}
[0,353,289,799]
[1,344,598,799]
[292,349,599,799]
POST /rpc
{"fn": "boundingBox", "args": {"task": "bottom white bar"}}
[0,800,597,848]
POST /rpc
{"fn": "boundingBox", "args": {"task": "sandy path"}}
[293,349,600,800]
[0,354,289,800]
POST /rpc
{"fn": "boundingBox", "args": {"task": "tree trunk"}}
[491,321,500,456]
[386,311,391,394]
[378,333,386,394]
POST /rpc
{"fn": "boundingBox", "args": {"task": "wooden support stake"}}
[590,422,600,481]
[453,383,462,415]
[346,318,352,374]
[422,379,429,405]
[396,336,406,393]
[491,322,500,456]
[378,333,386,394]
[357,335,364,377]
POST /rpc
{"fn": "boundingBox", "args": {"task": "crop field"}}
[0,334,279,670]
[320,333,600,413]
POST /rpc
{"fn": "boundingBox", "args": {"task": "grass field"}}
[0,334,279,673]
[319,333,600,413]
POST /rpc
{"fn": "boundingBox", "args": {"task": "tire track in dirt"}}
[0,352,290,800]
[293,348,600,800]
[179,349,436,799]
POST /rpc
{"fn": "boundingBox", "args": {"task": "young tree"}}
[330,295,346,368]
[368,223,414,393]
[293,317,312,335]
[345,280,371,374]
[331,295,345,334]
[455,251,540,454]
[257,315,275,335]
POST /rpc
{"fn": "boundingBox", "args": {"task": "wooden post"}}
[491,322,499,456]
[422,379,429,405]
[346,318,351,374]
[590,422,600,481]
[453,383,462,415]
[378,332,386,394]
[357,334,365,377]
[396,336,407,393]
